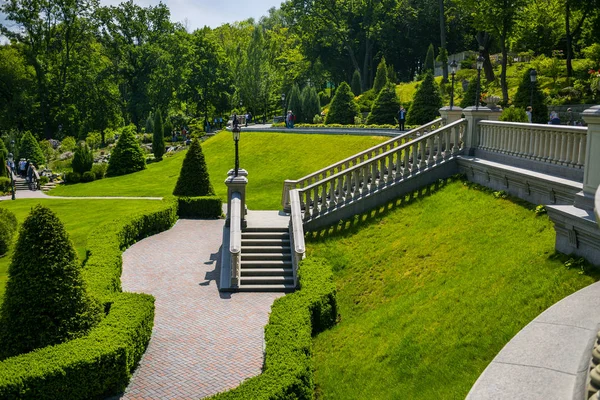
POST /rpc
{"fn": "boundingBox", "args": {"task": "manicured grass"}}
[0,199,167,301]
[49,132,389,210]
[307,180,597,399]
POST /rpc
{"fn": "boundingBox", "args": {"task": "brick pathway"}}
[119,219,283,399]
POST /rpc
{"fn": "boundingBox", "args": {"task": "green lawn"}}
[48,132,389,210]
[0,199,167,301]
[308,180,597,399]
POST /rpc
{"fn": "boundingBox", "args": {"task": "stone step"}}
[235,284,296,293]
[241,253,289,261]
[244,226,288,233]
[240,268,293,277]
[241,260,292,268]
[239,276,294,285]
[242,246,291,254]
[242,232,289,240]
[242,238,290,247]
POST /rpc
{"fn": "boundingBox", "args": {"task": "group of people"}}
[8,158,38,190]
[286,110,295,128]
[526,106,582,126]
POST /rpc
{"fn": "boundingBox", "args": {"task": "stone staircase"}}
[14,178,32,191]
[238,226,295,292]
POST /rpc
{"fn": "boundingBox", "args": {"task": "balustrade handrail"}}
[479,120,587,133]
[281,118,443,209]
[595,185,600,228]
[297,118,466,195]
[229,192,242,287]
[289,189,305,287]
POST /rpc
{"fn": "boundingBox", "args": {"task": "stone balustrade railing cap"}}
[583,105,600,121]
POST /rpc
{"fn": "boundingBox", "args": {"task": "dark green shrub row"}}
[82,171,95,182]
[177,196,222,219]
[0,199,178,398]
[210,257,338,400]
[0,177,11,194]
[64,171,80,184]
[0,208,17,256]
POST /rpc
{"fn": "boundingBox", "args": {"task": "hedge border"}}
[0,199,178,399]
[176,196,222,219]
[210,257,338,400]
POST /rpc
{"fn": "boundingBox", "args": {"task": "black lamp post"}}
[232,126,241,177]
[450,60,458,110]
[529,69,537,108]
[281,93,286,118]
[7,152,15,200]
[475,55,485,110]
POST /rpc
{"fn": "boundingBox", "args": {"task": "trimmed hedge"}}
[0,208,17,256]
[0,199,178,398]
[177,196,222,219]
[210,257,337,400]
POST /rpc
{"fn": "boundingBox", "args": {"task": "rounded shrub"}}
[106,125,146,177]
[72,143,93,174]
[65,171,81,183]
[0,205,102,360]
[499,106,528,122]
[366,84,401,125]
[173,138,214,197]
[325,82,359,125]
[0,208,17,256]
[91,163,107,180]
[0,177,11,193]
[406,72,443,125]
[81,171,96,183]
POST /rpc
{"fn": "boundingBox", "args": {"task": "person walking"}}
[398,107,406,131]
[526,106,533,123]
[566,108,574,125]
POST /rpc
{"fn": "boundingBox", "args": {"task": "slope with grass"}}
[0,199,168,302]
[308,180,597,399]
[49,132,389,210]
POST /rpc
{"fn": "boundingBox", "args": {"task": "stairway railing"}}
[478,121,587,168]
[289,189,305,287]
[229,192,242,288]
[297,119,466,223]
[281,118,444,210]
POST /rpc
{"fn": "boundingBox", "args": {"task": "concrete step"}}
[241,260,292,268]
[239,276,294,285]
[240,268,293,277]
[241,253,289,261]
[242,232,289,240]
[242,238,290,247]
[242,246,291,253]
[236,284,296,292]
[244,226,288,233]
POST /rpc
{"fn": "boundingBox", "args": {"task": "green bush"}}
[287,84,302,121]
[0,205,103,360]
[65,171,81,184]
[85,131,102,150]
[91,163,107,180]
[372,57,388,94]
[406,72,442,125]
[325,82,359,125]
[60,136,77,153]
[351,70,362,95]
[107,125,146,177]
[0,208,17,256]
[512,68,548,123]
[19,131,45,167]
[72,143,93,174]
[177,196,222,218]
[499,106,528,122]
[0,200,178,398]
[366,84,401,125]
[152,109,165,161]
[300,87,321,124]
[38,176,49,186]
[459,78,478,109]
[357,89,377,113]
[210,257,337,400]
[0,177,11,193]
[173,139,214,197]
[81,171,96,183]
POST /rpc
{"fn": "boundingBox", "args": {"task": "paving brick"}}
[120,219,283,399]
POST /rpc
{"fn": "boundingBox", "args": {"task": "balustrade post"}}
[576,105,600,209]
[462,106,501,156]
[439,106,463,125]
[225,169,248,228]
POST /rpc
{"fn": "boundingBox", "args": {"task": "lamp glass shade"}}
[476,55,484,70]
[281,94,285,101]
[232,129,240,141]
[530,69,537,82]
[450,60,457,74]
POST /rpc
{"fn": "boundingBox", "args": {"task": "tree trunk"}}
[439,0,448,82]
[565,0,572,82]
[500,35,509,104]
[476,32,495,82]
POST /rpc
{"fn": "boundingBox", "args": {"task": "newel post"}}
[225,169,248,228]
[581,106,600,211]
[462,106,501,156]
[439,106,463,125]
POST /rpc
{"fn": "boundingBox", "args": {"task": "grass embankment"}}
[0,199,168,301]
[48,132,389,210]
[308,180,597,399]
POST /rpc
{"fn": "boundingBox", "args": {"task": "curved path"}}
[119,219,283,399]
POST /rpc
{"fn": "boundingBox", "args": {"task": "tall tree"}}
[373,57,389,93]
[438,0,448,82]
[152,109,165,160]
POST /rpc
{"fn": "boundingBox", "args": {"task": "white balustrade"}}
[229,192,242,288]
[478,121,587,168]
[281,118,444,209]
[297,119,466,223]
[289,190,306,287]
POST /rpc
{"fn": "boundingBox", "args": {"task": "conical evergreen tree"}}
[72,143,93,174]
[153,109,165,160]
[301,86,321,123]
[106,125,146,177]
[373,57,388,94]
[424,44,435,73]
[406,72,443,125]
[351,70,362,95]
[287,84,302,122]
[325,82,360,125]
[0,205,102,360]
[19,131,45,166]
[387,63,396,84]
[513,68,548,123]
[366,84,401,125]
[459,78,478,109]
[145,112,154,134]
[173,138,214,197]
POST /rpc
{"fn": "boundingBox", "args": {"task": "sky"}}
[0,0,283,43]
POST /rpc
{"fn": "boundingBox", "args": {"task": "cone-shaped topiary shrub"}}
[406,72,442,125]
[373,57,388,94]
[325,82,359,125]
[173,138,214,197]
[513,68,548,123]
[0,205,102,360]
[301,86,321,123]
[424,43,435,73]
[153,109,165,160]
[351,70,362,95]
[0,208,17,256]
[72,143,93,174]
[19,131,45,166]
[366,84,401,125]
[106,125,146,177]
[287,84,302,121]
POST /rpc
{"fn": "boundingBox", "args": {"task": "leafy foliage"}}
[406,72,442,125]
[18,131,45,166]
[366,84,401,125]
[499,106,528,122]
[106,125,146,177]
[300,86,321,124]
[0,205,102,360]
[287,84,302,121]
[173,139,214,197]
[152,109,165,160]
[72,143,93,174]
[512,68,548,123]
[424,44,435,73]
[325,82,359,125]
[351,70,362,95]
[459,78,479,109]
[373,57,388,94]
[0,208,17,256]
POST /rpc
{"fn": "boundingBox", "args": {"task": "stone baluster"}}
[320,180,328,209]
[462,106,501,155]
[312,186,320,218]
[303,191,311,221]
